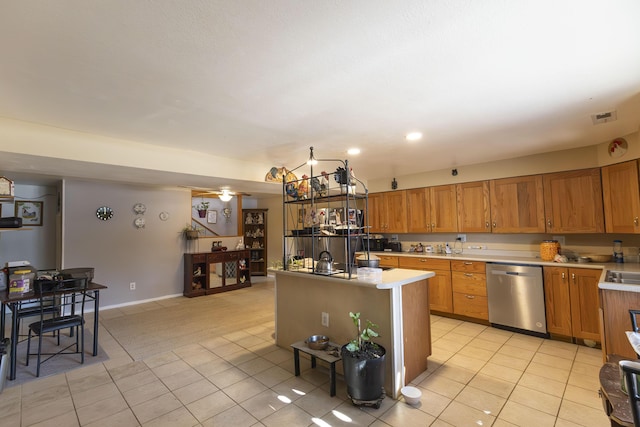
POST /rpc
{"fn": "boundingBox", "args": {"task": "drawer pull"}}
[420,259,426,262]
[464,273,473,277]
[464,262,473,265]
[465,295,475,299]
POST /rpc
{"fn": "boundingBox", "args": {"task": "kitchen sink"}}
[605,270,640,285]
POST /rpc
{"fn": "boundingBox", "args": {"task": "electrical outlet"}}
[129,282,136,290]
[321,312,329,327]
[457,234,467,243]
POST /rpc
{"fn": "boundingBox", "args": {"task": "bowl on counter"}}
[583,254,612,263]
[357,254,380,268]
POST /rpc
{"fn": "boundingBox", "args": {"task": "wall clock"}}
[96,206,114,221]
[134,217,146,229]
[133,203,147,214]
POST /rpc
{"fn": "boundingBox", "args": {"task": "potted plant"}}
[181,224,202,240]
[341,312,386,406]
[193,201,209,218]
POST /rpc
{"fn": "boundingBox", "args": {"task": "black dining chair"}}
[25,277,88,377]
[620,360,640,427]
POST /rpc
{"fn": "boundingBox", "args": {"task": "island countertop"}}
[273,267,435,289]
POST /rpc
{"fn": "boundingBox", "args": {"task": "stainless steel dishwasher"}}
[486,263,548,337]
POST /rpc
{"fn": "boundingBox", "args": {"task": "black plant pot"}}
[341,344,386,402]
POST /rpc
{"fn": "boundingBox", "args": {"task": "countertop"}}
[273,268,434,290]
[364,250,640,293]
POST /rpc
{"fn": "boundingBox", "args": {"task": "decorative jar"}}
[540,240,560,261]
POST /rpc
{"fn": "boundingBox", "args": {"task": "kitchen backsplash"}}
[380,232,640,261]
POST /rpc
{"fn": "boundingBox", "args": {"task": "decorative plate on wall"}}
[608,137,628,158]
[159,211,170,221]
[134,217,146,228]
[96,206,114,221]
[133,203,147,214]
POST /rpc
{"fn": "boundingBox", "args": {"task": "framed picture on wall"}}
[15,201,43,226]
[207,210,217,224]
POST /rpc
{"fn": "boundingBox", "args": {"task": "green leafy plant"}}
[181,223,203,239]
[193,201,209,211]
[345,312,383,358]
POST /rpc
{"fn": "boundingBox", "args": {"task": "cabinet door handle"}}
[635,217,639,226]
[492,221,497,228]
[561,272,565,279]
[571,273,576,280]
[465,295,475,299]
[431,223,436,229]
[485,221,490,228]
[547,220,552,228]
[464,273,473,277]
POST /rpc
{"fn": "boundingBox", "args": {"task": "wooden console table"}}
[184,250,251,297]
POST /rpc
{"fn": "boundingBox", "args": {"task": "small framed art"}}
[15,201,43,226]
[207,210,217,224]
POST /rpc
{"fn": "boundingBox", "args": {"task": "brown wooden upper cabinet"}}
[406,188,430,233]
[407,186,458,233]
[457,181,491,233]
[368,190,407,233]
[601,160,640,233]
[429,185,458,232]
[489,175,546,233]
[543,168,605,233]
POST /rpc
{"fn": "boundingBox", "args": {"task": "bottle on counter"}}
[445,243,452,254]
[614,239,624,263]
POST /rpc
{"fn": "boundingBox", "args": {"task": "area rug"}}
[6,330,109,387]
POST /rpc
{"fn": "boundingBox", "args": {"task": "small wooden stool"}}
[291,340,341,396]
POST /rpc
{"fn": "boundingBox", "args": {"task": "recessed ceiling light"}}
[405,132,423,141]
[347,148,361,155]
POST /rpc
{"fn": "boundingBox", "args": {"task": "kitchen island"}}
[274,268,434,399]
[599,266,640,360]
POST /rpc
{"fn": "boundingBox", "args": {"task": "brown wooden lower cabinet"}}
[399,257,452,313]
[543,266,600,341]
[378,255,399,268]
[451,261,488,320]
[184,250,251,297]
[601,288,640,360]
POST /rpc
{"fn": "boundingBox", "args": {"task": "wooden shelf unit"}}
[242,209,268,276]
[183,250,251,297]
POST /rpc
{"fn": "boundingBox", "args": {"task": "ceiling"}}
[0,1,639,195]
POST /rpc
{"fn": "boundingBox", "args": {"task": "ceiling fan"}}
[188,188,251,200]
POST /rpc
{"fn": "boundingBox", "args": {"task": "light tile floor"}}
[2,277,612,426]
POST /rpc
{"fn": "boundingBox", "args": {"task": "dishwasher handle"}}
[489,270,522,276]
[487,266,541,278]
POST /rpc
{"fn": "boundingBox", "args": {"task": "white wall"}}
[0,183,57,270]
[62,180,191,307]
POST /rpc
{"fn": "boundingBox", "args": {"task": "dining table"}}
[0,281,107,380]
